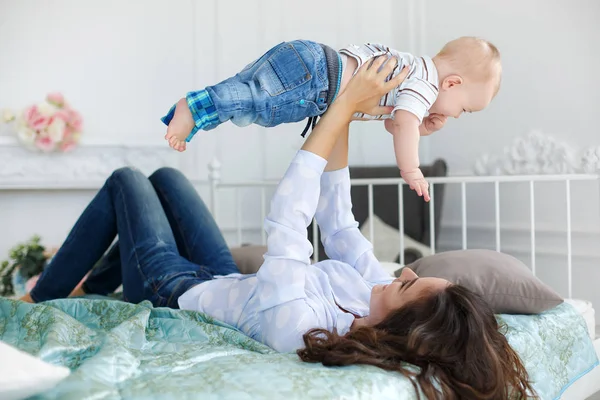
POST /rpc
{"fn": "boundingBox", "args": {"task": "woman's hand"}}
[337,55,409,115]
[300,55,408,161]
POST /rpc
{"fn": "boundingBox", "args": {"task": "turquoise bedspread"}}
[0,298,597,400]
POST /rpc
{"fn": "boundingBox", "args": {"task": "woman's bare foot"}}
[18,286,86,302]
[69,286,87,298]
[164,98,194,152]
[19,293,34,303]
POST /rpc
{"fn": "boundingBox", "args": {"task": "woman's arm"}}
[307,60,410,282]
[314,129,393,282]
[301,57,407,160]
[256,56,408,323]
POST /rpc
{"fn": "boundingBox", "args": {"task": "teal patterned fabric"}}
[0,298,597,400]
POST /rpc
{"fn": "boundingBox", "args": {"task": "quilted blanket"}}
[0,298,597,400]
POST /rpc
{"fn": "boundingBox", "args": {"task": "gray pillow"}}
[230,245,267,274]
[230,245,319,274]
[406,249,563,314]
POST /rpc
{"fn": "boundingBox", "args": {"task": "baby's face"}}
[429,78,497,119]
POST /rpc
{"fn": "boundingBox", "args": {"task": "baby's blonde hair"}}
[435,37,502,95]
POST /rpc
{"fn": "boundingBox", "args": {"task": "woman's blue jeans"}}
[30,167,240,308]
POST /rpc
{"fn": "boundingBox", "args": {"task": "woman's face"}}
[368,268,450,325]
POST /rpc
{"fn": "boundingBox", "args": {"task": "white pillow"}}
[360,214,432,262]
[379,261,403,277]
[0,340,70,400]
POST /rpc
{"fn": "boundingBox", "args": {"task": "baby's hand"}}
[400,168,430,201]
[164,98,194,152]
[419,113,447,136]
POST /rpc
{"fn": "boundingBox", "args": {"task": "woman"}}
[21,57,535,399]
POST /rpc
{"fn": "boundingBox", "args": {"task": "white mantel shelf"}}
[0,142,184,190]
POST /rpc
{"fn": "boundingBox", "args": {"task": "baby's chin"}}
[427,107,442,115]
[428,104,440,113]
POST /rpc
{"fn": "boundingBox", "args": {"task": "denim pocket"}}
[269,99,324,127]
[254,43,312,97]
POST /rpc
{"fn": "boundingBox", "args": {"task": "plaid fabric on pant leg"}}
[160,89,219,142]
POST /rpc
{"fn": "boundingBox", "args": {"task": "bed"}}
[1,169,599,400]
[0,295,596,400]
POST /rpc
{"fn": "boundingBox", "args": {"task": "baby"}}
[162,37,501,201]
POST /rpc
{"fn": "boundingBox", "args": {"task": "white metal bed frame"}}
[207,163,600,399]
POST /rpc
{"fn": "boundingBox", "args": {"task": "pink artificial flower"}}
[63,126,74,140]
[66,108,83,131]
[46,92,65,107]
[17,95,82,152]
[53,109,70,122]
[35,136,55,152]
[24,105,50,131]
[60,140,77,152]
[46,116,67,142]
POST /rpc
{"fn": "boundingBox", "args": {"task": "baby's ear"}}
[442,75,463,90]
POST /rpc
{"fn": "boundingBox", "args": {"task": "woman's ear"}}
[441,75,463,90]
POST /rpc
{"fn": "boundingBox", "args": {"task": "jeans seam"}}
[154,184,195,260]
[297,40,327,87]
[268,105,277,127]
[165,274,192,308]
[287,44,312,87]
[116,184,153,292]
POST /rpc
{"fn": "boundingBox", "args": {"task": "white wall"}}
[424,0,600,173]
[421,0,600,311]
[0,0,406,257]
[1,0,599,312]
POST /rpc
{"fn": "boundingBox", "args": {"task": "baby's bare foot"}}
[164,98,193,152]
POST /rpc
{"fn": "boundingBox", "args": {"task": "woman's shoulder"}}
[311,259,367,283]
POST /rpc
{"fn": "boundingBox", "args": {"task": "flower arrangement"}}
[2,93,83,152]
[0,235,55,297]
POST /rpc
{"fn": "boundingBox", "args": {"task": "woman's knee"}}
[149,167,192,189]
[108,167,152,193]
[149,167,184,180]
[110,166,145,183]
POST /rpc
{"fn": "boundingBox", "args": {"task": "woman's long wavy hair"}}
[297,284,536,400]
